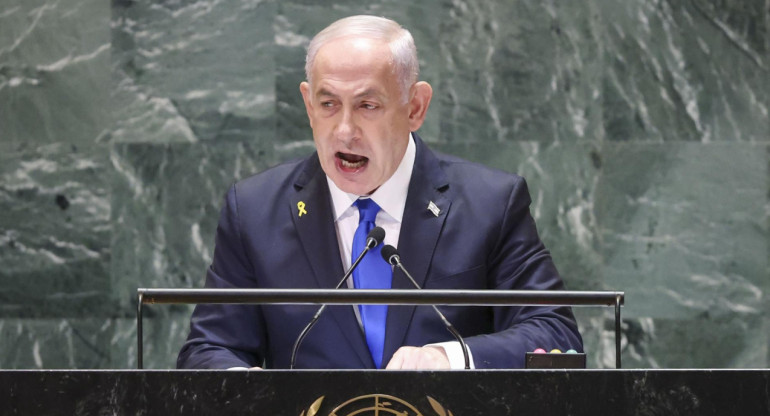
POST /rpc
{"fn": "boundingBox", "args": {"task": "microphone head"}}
[381,244,399,265]
[366,226,386,248]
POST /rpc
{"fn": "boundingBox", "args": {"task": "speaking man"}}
[177,15,582,370]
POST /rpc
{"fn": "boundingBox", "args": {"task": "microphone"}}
[289,226,386,369]
[381,244,471,369]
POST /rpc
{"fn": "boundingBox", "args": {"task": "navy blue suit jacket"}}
[177,134,582,369]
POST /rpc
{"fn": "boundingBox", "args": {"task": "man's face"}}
[300,37,414,195]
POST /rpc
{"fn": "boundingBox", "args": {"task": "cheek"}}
[311,118,326,135]
[312,135,332,157]
[370,143,398,172]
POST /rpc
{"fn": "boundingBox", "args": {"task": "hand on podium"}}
[385,346,450,370]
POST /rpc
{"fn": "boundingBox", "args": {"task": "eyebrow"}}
[316,88,383,100]
[316,88,337,98]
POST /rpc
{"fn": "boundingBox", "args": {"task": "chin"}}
[340,184,370,196]
[334,179,374,196]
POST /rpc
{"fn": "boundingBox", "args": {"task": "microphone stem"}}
[289,305,324,368]
[338,243,371,289]
[290,240,376,369]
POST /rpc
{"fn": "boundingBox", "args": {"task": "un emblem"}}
[300,394,454,416]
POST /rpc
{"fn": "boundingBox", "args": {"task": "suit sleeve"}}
[462,176,583,368]
[177,184,267,369]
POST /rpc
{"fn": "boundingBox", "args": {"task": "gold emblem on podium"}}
[300,394,453,416]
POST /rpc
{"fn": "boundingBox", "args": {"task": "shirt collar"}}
[327,133,416,223]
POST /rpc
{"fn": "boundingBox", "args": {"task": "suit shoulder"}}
[232,154,316,197]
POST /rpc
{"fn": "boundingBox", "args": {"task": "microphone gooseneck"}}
[289,227,386,369]
[381,244,471,370]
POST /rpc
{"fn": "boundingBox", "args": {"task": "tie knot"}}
[354,198,381,223]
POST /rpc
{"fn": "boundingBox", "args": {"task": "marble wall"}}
[0,0,767,369]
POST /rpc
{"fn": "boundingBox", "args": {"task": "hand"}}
[385,346,450,370]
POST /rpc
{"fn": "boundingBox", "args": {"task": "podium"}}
[137,288,625,368]
[2,369,769,414]
[4,290,767,414]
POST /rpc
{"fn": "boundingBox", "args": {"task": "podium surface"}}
[2,369,768,415]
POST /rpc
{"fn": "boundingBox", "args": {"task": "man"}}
[177,15,582,370]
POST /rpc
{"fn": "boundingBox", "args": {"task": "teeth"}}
[341,158,365,169]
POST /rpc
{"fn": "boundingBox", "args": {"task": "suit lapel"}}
[383,135,452,361]
[289,155,373,368]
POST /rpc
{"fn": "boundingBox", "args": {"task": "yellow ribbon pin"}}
[297,201,308,217]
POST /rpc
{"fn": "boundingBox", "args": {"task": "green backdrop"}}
[0,0,767,369]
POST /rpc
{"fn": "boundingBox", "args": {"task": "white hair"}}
[305,15,419,101]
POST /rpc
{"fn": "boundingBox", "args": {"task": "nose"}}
[334,107,357,145]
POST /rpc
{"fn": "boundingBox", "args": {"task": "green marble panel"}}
[0,318,113,369]
[640,315,768,369]
[570,310,612,369]
[437,1,604,143]
[599,0,769,142]
[111,311,193,369]
[0,144,111,318]
[597,143,768,320]
[109,141,282,312]
[110,0,276,143]
[616,315,769,369]
[0,0,110,149]
[273,1,313,146]
[596,142,768,367]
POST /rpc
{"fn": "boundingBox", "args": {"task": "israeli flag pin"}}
[427,201,441,217]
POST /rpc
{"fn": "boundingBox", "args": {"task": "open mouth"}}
[336,152,368,170]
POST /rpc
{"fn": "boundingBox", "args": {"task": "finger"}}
[387,346,422,369]
[400,347,421,369]
[406,347,448,370]
[385,348,407,369]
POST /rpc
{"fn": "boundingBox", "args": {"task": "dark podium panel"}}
[2,370,769,415]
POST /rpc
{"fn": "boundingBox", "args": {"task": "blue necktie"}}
[352,198,392,368]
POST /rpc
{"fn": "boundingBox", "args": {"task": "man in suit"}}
[177,15,582,370]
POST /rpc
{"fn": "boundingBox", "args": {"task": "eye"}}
[321,101,334,107]
[361,102,378,110]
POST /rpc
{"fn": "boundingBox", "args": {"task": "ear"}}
[407,81,433,132]
[299,81,313,128]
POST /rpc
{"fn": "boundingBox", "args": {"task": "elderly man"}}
[177,15,582,370]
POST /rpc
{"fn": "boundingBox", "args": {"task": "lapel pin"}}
[297,201,308,217]
[427,201,441,217]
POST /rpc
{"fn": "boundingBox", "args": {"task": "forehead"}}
[310,37,398,95]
